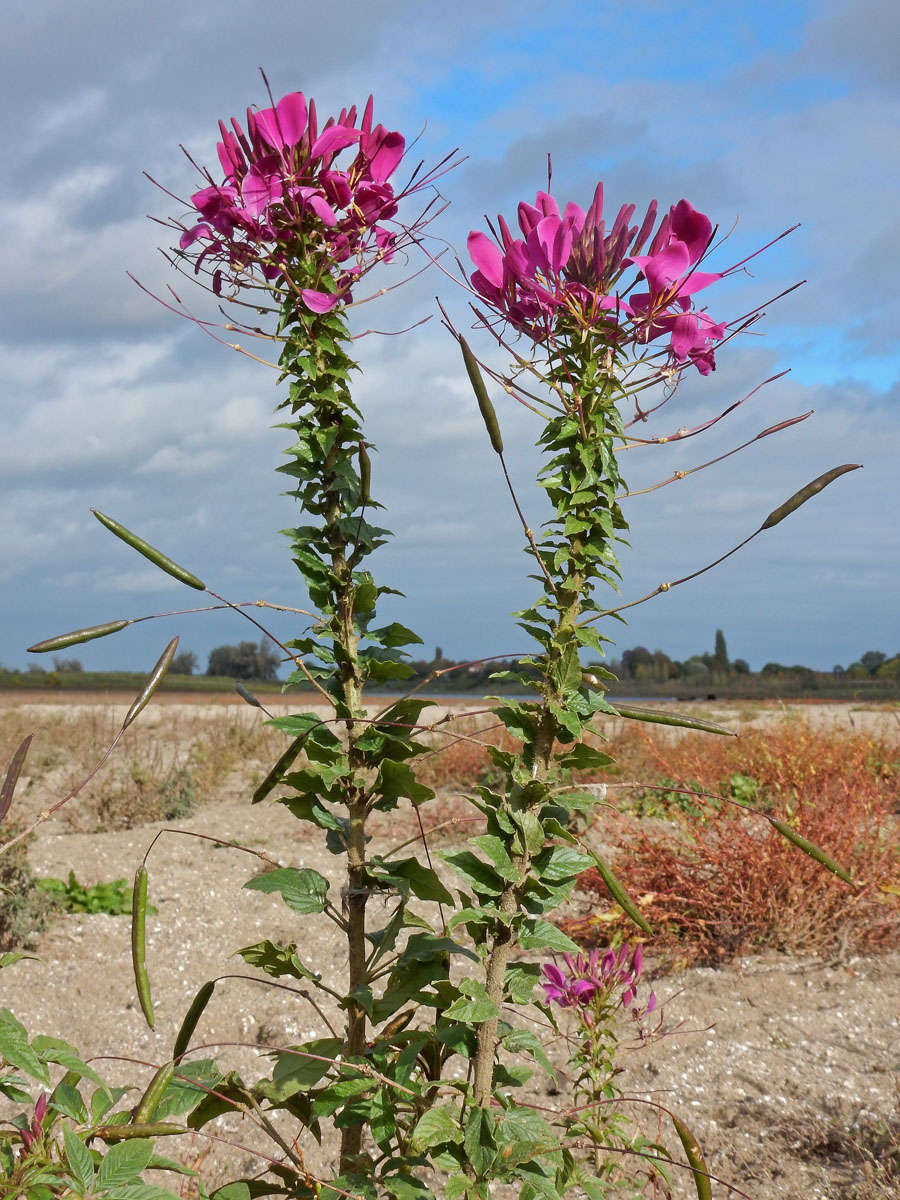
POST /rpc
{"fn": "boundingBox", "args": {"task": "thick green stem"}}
[471,548,585,1109]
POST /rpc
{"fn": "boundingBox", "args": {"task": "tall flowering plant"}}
[1,84,861,1200]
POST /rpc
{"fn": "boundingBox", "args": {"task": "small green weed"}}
[36,870,158,916]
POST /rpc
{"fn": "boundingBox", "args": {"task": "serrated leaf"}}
[244,867,329,914]
[63,1124,95,1193]
[51,1081,90,1124]
[96,1138,155,1190]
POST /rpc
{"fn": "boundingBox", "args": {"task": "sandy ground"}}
[1,697,899,1198]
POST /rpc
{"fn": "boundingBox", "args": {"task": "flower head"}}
[541,943,657,1022]
[469,183,755,375]
[176,90,419,312]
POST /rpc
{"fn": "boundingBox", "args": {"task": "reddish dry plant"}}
[571,716,900,965]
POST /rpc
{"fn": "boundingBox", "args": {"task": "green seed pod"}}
[769,818,855,885]
[27,619,130,654]
[252,733,308,805]
[124,637,179,729]
[94,1122,187,1141]
[589,850,652,935]
[235,683,262,709]
[672,1116,712,1200]
[173,981,216,1062]
[1,735,32,824]
[359,441,372,505]
[760,464,861,531]
[133,1060,174,1123]
[459,336,504,454]
[613,704,735,737]
[131,864,154,1029]
[92,509,206,590]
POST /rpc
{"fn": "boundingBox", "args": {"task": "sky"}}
[2,0,898,678]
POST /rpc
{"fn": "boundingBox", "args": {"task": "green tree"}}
[171,649,198,675]
[207,638,280,681]
[860,650,887,675]
[714,628,730,673]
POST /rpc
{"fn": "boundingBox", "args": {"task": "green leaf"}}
[504,962,541,1005]
[443,978,499,1024]
[95,1138,155,1190]
[409,1102,463,1152]
[64,1124,95,1193]
[554,743,613,771]
[501,1027,556,1085]
[0,1008,50,1084]
[464,1107,497,1178]
[365,622,423,649]
[383,1175,436,1200]
[33,1035,103,1084]
[150,1059,222,1121]
[234,940,320,983]
[0,951,37,970]
[495,1106,555,1164]
[531,846,593,882]
[469,835,518,881]
[375,759,435,807]
[371,859,454,906]
[244,867,329,914]
[518,921,580,955]
[258,1038,343,1101]
[51,1081,90,1124]
[438,851,505,898]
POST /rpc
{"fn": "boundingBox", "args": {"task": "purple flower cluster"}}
[468,185,740,374]
[179,91,410,312]
[542,944,657,1022]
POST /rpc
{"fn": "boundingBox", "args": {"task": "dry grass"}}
[571,716,900,964]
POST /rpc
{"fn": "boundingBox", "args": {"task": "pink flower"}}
[541,944,656,1021]
[175,90,416,313]
[468,184,748,373]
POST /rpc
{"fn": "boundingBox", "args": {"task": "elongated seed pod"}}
[459,336,504,454]
[1,735,33,824]
[359,441,372,505]
[124,637,179,730]
[252,733,308,805]
[133,1061,174,1123]
[173,981,216,1062]
[94,1122,186,1141]
[589,850,652,935]
[613,704,735,737]
[92,509,206,590]
[27,620,130,655]
[131,865,154,1029]
[235,683,262,709]
[768,818,855,885]
[759,464,861,531]
[672,1116,712,1200]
